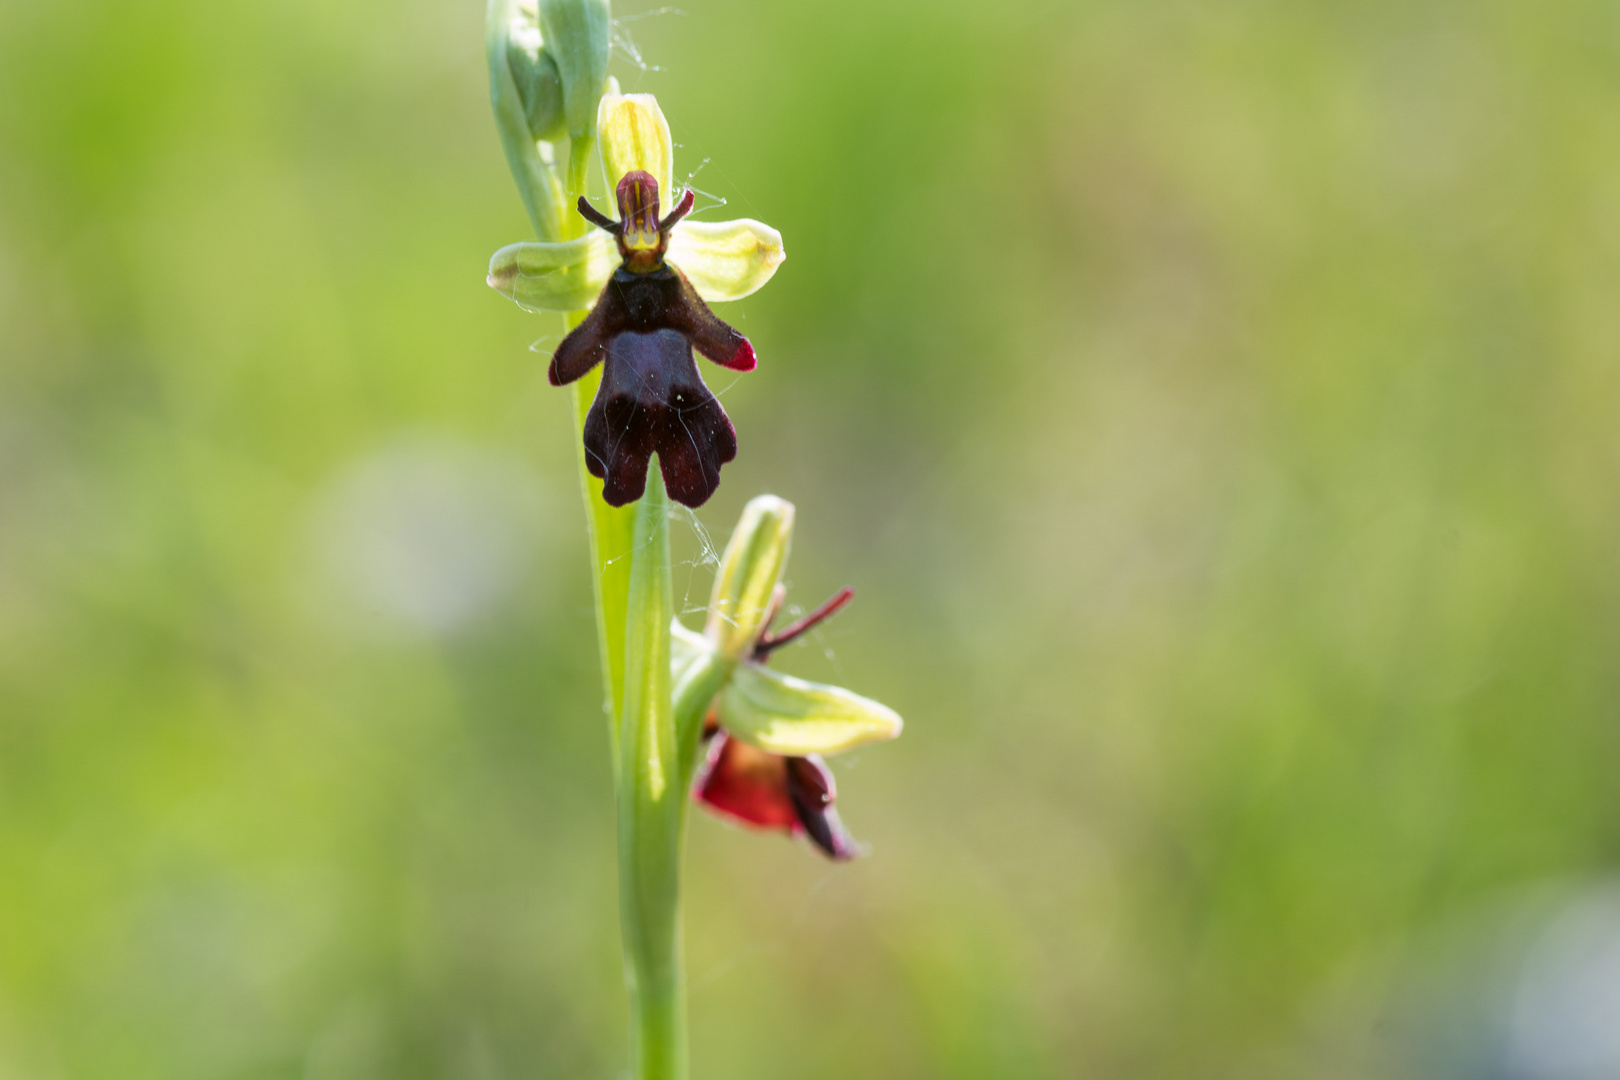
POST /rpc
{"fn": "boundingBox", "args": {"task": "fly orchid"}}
[487,93,785,508]
[673,497,902,860]
[693,585,865,859]
[486,10,895,1072]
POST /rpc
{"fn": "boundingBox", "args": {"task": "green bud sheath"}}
[539,0,612,142]
[508,38,566,141]
[486,0,566,239]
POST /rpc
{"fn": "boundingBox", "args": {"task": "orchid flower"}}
[672,496,902,859]
[486,9,897,1072]
[487,94,785,508]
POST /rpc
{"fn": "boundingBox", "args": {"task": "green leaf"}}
[706,495,794,659]
[486,232,615,312]
[668,219,787,302]
[718,662,903,756]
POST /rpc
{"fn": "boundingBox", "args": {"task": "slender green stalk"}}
[554,124,636,762]
[618,468,685,1080]
[555,139,687,1080]
[489,18,698,1070]
[565,361,638,760]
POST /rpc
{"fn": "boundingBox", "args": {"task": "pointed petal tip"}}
[810,817,865,862]
[785,756,864,861]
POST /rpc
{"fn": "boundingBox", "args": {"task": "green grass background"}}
[4,0,1620,1076]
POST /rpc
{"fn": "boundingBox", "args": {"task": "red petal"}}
[725,338,757,373]
[693,733,798,830]
[692,735,863,861]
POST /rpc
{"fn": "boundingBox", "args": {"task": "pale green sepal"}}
[668,219,787,302]
[670,625,730,783]
[706,495,794,659]
[718,662,904,756]
[538,0,610,141]
[670,620,711,678]
[598,93,673,196]
[487,231,614,312]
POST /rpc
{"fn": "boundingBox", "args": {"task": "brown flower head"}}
[548,171,756,508]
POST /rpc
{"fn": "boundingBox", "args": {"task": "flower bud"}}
[504,5,566,141]
[486,0,567,238]
[706,495,794,659]
[539,0,612,142]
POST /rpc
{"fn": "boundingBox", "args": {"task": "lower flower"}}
[685,578,880,861]
[694,722,859,861]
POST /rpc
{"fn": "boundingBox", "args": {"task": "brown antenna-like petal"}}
[577,196,621,233]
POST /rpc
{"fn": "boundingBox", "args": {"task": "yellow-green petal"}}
[718,663,903,756]
[597,92,672,196]
[668,219,787,302]
[706,495,794,659]
[486,231,614,312]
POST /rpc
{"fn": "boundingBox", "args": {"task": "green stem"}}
[566,359,638,763]
[487,15,693,1071]
[555,97,685,1080]
[619,467,686,1080]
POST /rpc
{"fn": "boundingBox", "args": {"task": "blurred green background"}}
[6,0,1620,1076]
